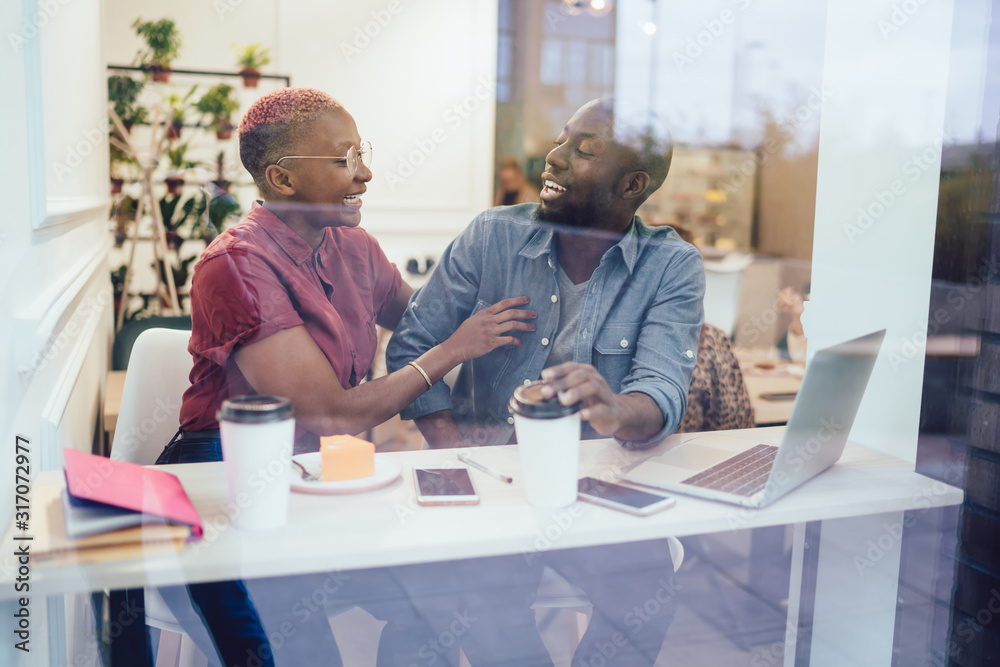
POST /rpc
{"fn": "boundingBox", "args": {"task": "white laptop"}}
[617,329,886,509]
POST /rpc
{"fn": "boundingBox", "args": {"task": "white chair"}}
[110,328,221,667]
[703,254,753,337]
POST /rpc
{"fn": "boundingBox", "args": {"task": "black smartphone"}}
[577,477,676,516]
[413,466,480,506]
[759,392,798,401]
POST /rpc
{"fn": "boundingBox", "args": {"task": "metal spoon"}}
[292,459,320,482]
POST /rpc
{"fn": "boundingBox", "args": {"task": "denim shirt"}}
[386,204,705,449]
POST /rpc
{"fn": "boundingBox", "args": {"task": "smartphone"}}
[414,466,480,506]
[759,391,798,401]
[577,477,676,516]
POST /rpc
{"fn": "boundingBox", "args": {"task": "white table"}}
[743,367,803,425]
[1,428,963,667]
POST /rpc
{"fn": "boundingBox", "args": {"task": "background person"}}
[670,225,754,433]
[494,155,539,206]
[777,285,808,362]
[678,322,755,433]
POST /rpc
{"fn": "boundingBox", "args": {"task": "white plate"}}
[289,452,401,495]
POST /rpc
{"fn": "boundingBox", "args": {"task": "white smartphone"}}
[577,476,676,516]
[414,466,480,506]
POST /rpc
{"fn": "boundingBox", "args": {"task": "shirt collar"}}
[517,215,643,275]
[248,200,323,266]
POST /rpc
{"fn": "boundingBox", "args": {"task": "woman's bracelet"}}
[408,361,433,390]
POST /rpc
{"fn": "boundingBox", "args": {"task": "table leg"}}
[807,511,905,667]
[783,522,808,667]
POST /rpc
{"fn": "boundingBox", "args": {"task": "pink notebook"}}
[63,448,203,538]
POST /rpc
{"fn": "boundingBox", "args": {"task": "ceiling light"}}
[561,0,615,16]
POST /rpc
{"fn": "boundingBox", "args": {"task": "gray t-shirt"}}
[545,264,590,368]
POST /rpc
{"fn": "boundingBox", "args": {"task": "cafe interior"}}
[2,0,999,665]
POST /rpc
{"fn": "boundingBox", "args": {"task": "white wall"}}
[1,0,112,664]
[102,0,499,266]
[807,0,956,464]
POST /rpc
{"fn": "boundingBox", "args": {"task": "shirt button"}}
[523,379,532,386]
[507,417,514,425]
[548,258,554,268]
[541,337,550,346]
[551,295,558,303]
[582,328,588,337]
[686,349,694,358]
[620,339,628,348]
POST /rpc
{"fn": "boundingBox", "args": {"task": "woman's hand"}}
[443,297,536,363]
[777,287,804,317]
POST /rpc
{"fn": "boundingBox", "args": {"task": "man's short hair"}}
[238,87,342,195]
[592,99,674,201]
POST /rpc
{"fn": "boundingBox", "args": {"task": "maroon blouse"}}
[179,201,401,450]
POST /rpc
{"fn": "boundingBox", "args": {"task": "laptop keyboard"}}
[681,444,779,497]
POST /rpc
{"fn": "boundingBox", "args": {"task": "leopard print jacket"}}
[678,324,755,433]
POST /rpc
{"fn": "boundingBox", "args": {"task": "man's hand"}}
[540,362,625,435]
[539,362,667,445]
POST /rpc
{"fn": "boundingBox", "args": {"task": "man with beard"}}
[385,99,704,665]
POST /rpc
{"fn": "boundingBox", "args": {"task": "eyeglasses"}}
[275,141,373,177]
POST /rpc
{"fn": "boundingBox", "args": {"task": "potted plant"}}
[132,18,182,83]
[210,151,231,192]
[196,84,239,140]
[109,140,138,194]
[207,192,241,238]
[159,194,185,250]
[232,43,271,88]
[163,142,198,195]
[109,195,138,247]
[154,254,199,307]
[165,86,197,140]
[110,265,129,317]
[107,74,146,132]
[188,190,240,244]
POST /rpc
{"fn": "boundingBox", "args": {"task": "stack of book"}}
[27,449,202,566]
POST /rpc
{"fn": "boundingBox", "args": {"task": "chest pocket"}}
[592,321,641,387]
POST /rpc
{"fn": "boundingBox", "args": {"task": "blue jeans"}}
[547,540,679,667]
[393,541,679,667]
[158,433,441,667]
[156,431,275,667]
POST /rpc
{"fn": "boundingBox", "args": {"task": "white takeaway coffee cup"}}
[510,382,582,508]
[218,395,295,530]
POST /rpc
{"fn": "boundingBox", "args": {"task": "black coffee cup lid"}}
[509,381,582,419]
[217,395,294,424]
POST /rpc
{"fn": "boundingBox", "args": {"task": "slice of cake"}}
[320,435,375,481]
